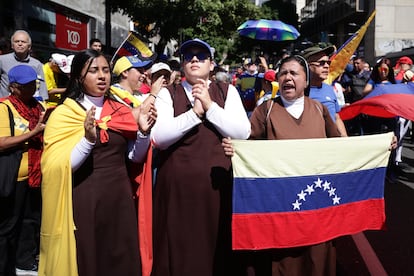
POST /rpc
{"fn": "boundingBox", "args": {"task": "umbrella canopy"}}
[237,19,300,41]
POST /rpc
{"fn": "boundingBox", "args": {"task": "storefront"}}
[0,0,130,63]
[26,1,90,61]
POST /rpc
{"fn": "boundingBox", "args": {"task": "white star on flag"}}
[305,184,315,195]
[292,200,302,210]
[333,195,341,204]
[323,181,331,191]
[314,178,323,188]
[297,190,307,201]
[328,187,336,197]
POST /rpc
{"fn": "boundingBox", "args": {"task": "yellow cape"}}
[110,85,141,108]
[39,98,85,276]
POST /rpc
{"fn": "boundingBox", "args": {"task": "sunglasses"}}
[183,52,210,62]
[130,67,146,74]
[378,67,389,73]
[310,60,331,67]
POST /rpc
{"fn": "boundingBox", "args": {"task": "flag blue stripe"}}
[122,41,140,56]
[233,167,386,213]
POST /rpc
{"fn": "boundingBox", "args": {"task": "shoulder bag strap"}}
[1,102,14,136]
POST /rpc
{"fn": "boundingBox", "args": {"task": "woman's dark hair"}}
[60,49,109,103]
[277,55,311,96]
[370,58,395,84]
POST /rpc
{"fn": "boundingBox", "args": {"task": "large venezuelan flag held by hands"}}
[231,132,393,250]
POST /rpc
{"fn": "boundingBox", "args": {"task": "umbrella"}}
[237,19,300,41]
[339,82,414,121]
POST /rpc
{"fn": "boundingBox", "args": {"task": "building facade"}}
[298,0,414,65]
[0,0,131,62]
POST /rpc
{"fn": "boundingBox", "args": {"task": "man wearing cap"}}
[151,38,250,276]
[302,45,348,136]
[0,30,48,100]
[110,55,164,108]
[43,53,70,105]
[0,65,46,275]
[256,69,277,106]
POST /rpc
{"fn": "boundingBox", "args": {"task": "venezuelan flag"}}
[231,132,393,250]
[111,32,155,63]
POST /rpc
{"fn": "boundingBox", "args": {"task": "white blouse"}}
[151,80,251,150]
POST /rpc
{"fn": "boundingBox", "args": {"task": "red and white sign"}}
[55,13,87,50]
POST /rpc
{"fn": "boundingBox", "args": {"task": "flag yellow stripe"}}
[128,33,153,57]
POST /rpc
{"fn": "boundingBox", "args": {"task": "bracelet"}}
[193,109,204,119]
[139,128,150,136]
[149,93,157,99]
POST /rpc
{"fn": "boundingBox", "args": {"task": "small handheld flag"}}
[111,32,156,64]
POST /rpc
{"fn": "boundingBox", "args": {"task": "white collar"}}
[280,95,304,119]
[79,94,104,119]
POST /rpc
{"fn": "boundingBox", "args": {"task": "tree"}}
[109,0,270,64]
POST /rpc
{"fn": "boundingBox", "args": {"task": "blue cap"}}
[8,65,40,85]
[113,56,152,76]
[179,38,214,59]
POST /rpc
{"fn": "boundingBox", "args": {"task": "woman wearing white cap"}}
[150,62,172,87]
[43,53,70,105]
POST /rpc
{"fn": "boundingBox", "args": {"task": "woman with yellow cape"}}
[39,49,156,276]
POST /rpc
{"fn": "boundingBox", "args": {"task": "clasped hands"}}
[192,79,212,118]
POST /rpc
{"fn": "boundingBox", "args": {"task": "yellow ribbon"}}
[96,115,111,130]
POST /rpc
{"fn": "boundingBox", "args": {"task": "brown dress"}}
[152,83,234,276]
[73,129,141,276]
[244,97,340,276]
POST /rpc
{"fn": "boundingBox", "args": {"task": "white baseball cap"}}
[51,53,70,74]
[151,62,172,74]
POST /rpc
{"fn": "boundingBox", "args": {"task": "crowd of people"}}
[0,28,405,276]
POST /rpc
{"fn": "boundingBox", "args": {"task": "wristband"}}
[149,93,157,99]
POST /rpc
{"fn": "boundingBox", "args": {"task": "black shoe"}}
[16,262,38,276]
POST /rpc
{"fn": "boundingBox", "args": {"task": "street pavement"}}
[336,135,414,276]
[16,136,414,276]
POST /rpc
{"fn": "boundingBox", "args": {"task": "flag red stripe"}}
[117,48,132,57]
[232,199,385,250]
[339,94,414,121]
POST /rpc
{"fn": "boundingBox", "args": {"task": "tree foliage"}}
[109,0,286,65]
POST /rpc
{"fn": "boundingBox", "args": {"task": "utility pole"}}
[105,0,111,54]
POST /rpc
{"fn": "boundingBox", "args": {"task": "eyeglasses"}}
[310,60,331,67]
[130,67,146,74]
[183,52,210,62]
